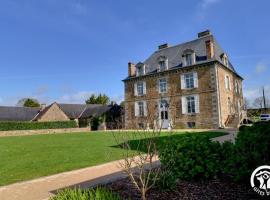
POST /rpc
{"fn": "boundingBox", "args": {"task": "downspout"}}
[215,64,223,128]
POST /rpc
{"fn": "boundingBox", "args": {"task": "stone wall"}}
[37,103,70,122]
[124,63,220,129]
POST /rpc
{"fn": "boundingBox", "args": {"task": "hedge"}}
[0,120,77,131]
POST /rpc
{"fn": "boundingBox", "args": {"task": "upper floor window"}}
[225,75,231,90]
[221,53,229,67]
[181,72,198,89]
[137,82,144,96]
[186,54,193,66]
[136,64,145,76]
[235,80,239,94]
[159,78,167,93]
[159,61,166,71]
[134,81,146,96]
[157,56,168,71]
[183,49,195,66]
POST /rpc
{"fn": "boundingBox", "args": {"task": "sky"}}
[0,0,269,106]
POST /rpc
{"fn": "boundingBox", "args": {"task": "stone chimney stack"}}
[205,40,214,59]
[128,62,136,77]
[40,103,47,110]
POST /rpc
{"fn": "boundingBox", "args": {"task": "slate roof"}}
[123,31,242,80]
[58,103,112,119]
[80,105,112,119]
[0,106,41,121]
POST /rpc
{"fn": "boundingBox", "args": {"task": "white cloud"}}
[244,85,270,104]
[58,91,94,104]
[255,61,268,75]
[197,0,221,20]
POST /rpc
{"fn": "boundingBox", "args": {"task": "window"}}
[137,65,145,76]
[235,80,239,94]
[225,75,231,90]
[138,102,144,116]
[186,54,193,65]
[159,61,166,71]
[182,95,199,114]
[187,96,196,113]
[137,82,144,96]
[184,73,194,89]
[159,78,167,93]
[187,122,196,128]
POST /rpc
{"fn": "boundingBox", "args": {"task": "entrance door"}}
[160,100,169,129]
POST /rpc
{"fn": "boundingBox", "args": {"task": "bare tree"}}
[253,96,269,109]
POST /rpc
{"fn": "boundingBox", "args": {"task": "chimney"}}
[158,43,169,50]
[198,30,211,38]
[205,40,214,59]
[128,62,136,77]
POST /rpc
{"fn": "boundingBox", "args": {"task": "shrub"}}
[223,122,270,182]
[0,120,77,131]
[153,169,178,191]
[50,187,121,200]
[159,135,222,181]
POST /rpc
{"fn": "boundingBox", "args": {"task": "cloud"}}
[244,85,270,104]
[58,91,94,104]
[255,61,268,75]
[33,85,49,96]
[197,0,221,20]
[201,0,221,9]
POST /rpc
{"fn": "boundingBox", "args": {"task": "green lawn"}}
[0,131,226,186]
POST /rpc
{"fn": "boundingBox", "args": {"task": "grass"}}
[0,131,227,186]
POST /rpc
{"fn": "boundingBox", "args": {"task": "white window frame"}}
[182,95,200,114]
[181,72,198,89]
[136,65,145,76]
[135,101,147,117]
[134,81,146,96]
[159,78,167,93]
[225,75,231,90]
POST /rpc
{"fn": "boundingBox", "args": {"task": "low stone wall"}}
[0,127,90,137]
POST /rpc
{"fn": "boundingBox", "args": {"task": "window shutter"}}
[195,95,200,113]
[181,75,185,89]
[194,72,198,88]
[181,96,187,114]
[228,76,231,90]
[134,102,139,116]
[224,75,228,90]
[143,81,146,95]
[144,101,147,116]
[134,83,138,96]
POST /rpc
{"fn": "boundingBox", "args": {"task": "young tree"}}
[23,98,40,107]
[85,94,110,105]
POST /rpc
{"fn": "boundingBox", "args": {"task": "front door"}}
[160,100,169,129]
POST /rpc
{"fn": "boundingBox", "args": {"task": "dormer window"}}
[221,53,229,67]
[186,54,193,66]
[157,56,168,71]
[136,63,145,76]
[183,49,195,66]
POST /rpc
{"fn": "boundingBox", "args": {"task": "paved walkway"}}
[211,128,238,143]
[0,129,237,200]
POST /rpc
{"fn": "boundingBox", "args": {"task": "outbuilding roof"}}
[0,106,41,121]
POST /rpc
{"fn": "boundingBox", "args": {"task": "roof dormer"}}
[157,56,168,72]
[136,62,146,76]
[182,49,196,66]
[220,53,229,67]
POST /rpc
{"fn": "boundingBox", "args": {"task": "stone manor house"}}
[123,30,244,129]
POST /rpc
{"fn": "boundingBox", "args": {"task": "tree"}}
[85,94,110,105]
[23,98,40,107]
[253,96,269,109]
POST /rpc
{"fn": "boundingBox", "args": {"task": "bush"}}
[0,120,77,131]
[159,135,222,181]
[223,122,270,182]
[153,169,178,191]
[50,187,121,200]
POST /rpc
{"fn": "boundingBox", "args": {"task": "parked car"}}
[260,114,270,121]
